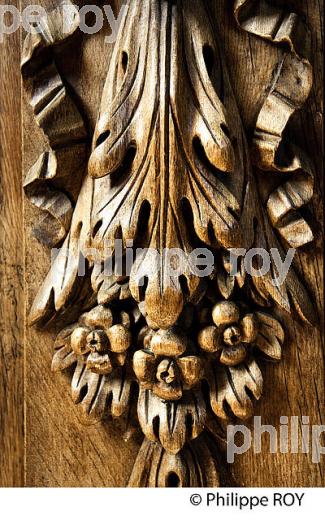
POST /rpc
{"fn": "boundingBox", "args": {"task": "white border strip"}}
[1,488,324,520]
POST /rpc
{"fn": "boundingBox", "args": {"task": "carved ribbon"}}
[22,0,87,247]
[234,0,314,248]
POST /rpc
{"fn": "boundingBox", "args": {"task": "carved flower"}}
[198,301,258,366]
[70,305,132,375]
[133,328,203,401]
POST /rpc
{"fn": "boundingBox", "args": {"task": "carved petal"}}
[150,328,187,357]
[207,359,263,420]
[198,325,221,353]
[71,361,132,424]
[71,327,91,355]
[240,314,258,343]
[153,381,183,402]
[177,356,204,388]
[133,350,156,386]
[212,301,240,327]
[107,325,132,353]
[86,352,113,375]
[81,305,113,331]
[219,344,247,367]
[137,388,206,454]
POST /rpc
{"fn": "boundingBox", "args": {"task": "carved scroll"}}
[23,0,315,487]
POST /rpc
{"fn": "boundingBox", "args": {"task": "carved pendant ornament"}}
[22,0,315,487]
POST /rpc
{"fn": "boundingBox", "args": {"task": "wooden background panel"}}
[0,2,24,487]
[22,0,324,487]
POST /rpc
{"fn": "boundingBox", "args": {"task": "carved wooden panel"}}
[0,0,323,487]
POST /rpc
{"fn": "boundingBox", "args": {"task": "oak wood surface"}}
[0,0,323,486]
[0,0,24,487]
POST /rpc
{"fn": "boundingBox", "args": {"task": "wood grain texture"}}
[0,1,24,486]
[0,0,320,487]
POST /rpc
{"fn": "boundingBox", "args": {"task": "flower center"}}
[223,325,241,346]
[156,360,177,385]
[86,330,109,353]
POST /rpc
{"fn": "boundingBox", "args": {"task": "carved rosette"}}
[23,0,315,487]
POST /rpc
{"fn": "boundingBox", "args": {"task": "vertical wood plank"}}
[0,2,24,486]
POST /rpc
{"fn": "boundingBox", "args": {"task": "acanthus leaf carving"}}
[86,0,256,329]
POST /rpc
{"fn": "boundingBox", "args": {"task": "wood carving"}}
[22,2,87,247]
[22,0,316,487]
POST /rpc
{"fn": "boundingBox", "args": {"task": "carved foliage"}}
[87,0,255,329]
